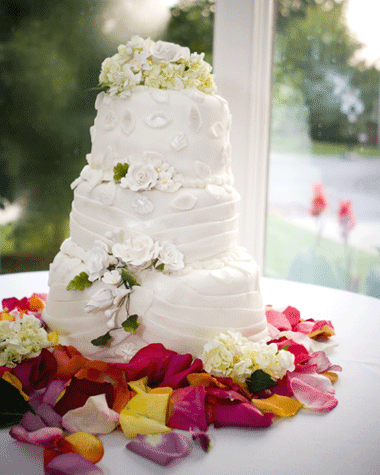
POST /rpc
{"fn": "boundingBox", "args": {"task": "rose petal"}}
[307,351,342,374]
[288,371,335,395]
[167,386,207,432]
[12,348,57,393]
[252,394,302,417]
[62,394,119,435]
[127,389,172,425]
[57,432,105,464]
[45,453,104,475]
[190,429,213,452]
[289,377,338,412]
[283,306,301,328]
[9,424,63,447]
[119,407,171,438]
[266,309,292,331]
[212,401,274,428]
[126,432,189,466]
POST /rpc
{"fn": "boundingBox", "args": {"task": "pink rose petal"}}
[288,372,335,395]
[45,453,104,475]
[283,306,301,327]
[308,351,342,374]
[127,432,190,466]
[212,401,274,428]
[190,429,212,453]
[266,309,292,331]
[9,424,63,447]
[167,386,207,432]
[289,377,338,412]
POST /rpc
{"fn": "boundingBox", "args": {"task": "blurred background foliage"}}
[0,0,378,273]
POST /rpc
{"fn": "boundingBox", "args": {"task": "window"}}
[0,0,215,273]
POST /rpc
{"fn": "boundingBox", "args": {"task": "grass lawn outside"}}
[265,213,379,297]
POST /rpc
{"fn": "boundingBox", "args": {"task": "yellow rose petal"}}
[47,331,59,346]
[128,376,150,394]
[0,312,14,321]
[252,394,302,418]
[63,432,104,463]
[119,407,171,439]
[323,371,339,383]
[127,390,171,425]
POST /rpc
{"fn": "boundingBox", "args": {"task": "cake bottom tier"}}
[43,249,268,360]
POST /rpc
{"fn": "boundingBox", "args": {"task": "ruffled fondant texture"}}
[43,87,268,360]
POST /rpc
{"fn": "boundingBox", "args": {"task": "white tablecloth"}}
[1,271,380,475]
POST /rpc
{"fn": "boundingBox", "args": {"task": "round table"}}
[1,271,380,475]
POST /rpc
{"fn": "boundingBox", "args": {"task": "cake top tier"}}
[99,36,216,97]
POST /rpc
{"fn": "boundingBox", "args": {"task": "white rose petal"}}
[85,287,114,313]
[121,163,158,191]
[86,240,110,282]
[112,235,160,267]
[157,241,184,272]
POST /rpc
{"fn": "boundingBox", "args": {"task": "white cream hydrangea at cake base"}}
[42,36,268,362]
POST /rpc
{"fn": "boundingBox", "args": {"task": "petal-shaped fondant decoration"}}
[206,184,225,200]
[145,112,172,128]
[194,160,211,178]
[210,121,224,138]
[185,88,205,103]
[150,89,169,103]
[189,105,202,132]
[171,193,198,211]
[121,109,136,136]
[221,143,231,165]
[99,181,117,206]
[170,133,188,151]
[103,111,117,131]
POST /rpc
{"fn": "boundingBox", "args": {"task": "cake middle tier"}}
[70,181,241,263]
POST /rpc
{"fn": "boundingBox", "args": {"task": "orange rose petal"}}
[187,373,226,388]
[252,394,302,418]
[60,432,104,464]
[323,371,339,383]
[308,326,335,339]
[113,382,133,413]
[29,294,46,311]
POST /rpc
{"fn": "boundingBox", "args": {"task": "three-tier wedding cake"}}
[42,36,268,361]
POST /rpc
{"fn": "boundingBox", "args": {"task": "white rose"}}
[112,286,132,306]
[112,235,159,267]
[86,240,110,282]
[85,287,114,313]
[121,163,158,191]
[157,241,184,272]
[151,40,190,63]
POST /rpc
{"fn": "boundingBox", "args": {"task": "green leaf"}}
[91,331,112,347]
[279,344,290,351]
[155,262,165,272]
[121,314,140,335]
[66,272,92,291]
[0,379,35,429]
[113,162,129,181]
[120,268,140,288]
[245,369,277,393]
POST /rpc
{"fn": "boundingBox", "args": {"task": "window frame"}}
[213,0,276,270]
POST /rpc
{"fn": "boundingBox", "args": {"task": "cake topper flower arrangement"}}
[98,35,216,96]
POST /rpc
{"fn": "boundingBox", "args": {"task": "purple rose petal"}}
[37,403,62,428]
[21,412,46,432]
[190,429,213,452]
[9,424,63,447]
[127,432,190,466]
[45,453,104,475]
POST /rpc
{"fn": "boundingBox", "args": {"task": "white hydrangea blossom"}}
[0,314,52,368]
[201,331,295,385]
[99,35,216,95]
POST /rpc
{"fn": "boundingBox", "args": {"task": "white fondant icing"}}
[44,84,267,361]
[104,111,117,131]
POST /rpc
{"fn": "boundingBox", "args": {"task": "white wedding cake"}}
[43,37,268,361]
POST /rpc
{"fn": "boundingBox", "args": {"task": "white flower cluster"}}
[84,237,185,329]
[120,153,182,193]
[0,313,52,368]
[201,331,295,385]
[99,36,216,96]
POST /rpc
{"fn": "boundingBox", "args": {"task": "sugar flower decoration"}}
[99,35,216,95]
